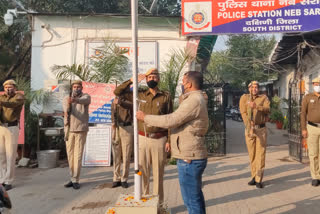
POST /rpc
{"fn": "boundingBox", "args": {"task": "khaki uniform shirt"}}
[111,94,133,125]
[114,80,173,133]
[63,93,91,132]
[0,93,24,123]
[239,93,270,128]
[300,93,320,130]
[144,90,209,160]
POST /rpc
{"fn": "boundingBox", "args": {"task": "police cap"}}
[312,77,320,83]
[3,79,16,87]
[145,68,159,76]
[71,80,82,86]
[248,81,259,88]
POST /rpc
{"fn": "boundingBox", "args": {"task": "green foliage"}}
[269,95,286,124]
[0,1,31,82]
[206,35,277,89]
[25,0,180,15]
[138,0,181,15]
[270,109,284,123]
[159,48,192,101]
[15,77,51,157]
[26,0,124,13]
[52,64,94,82]
[90,41,129,83]
[52,40,129,83]
[283,115,289,130]
[271,95,281,110]
[168,157,176,165]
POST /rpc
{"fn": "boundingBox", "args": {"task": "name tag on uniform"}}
[310,99,315,103]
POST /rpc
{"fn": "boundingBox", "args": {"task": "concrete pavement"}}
[6,120,318,214]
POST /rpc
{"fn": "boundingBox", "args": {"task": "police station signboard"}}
[182,0,320,35]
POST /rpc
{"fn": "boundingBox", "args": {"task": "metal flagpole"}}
[131,0,141,200]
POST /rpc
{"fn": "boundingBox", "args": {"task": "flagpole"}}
[131,0,141,200]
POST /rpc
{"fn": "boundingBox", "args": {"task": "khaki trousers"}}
[66,131,87,183]
[138,135,166,203]
[245,127,267,183]
[112,125,133,182]
[0,126,19,185]
[307,124,320,179]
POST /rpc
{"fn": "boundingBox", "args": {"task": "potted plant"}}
[270,109,284,129]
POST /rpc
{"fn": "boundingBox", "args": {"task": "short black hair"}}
[184,71,203,90]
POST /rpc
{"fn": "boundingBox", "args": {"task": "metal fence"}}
[204,83,227,156]
[288,79,308,162]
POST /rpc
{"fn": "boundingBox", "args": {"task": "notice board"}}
[82,125,112,166]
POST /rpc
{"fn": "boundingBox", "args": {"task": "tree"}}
[205,35,277,89]
[159,48,192,102]
[0,1,31,84]
[139,0,181,15]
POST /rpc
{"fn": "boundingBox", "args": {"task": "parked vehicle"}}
[225,106,232,119]
[231,107,243,122]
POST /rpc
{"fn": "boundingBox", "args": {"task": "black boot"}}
[312,179,319,187]
[64,181,73,188]
[112,181,121,188]
[248,178,256,186]
[256,182,263,189]
[121,182,129,188]
[72,183,80,190]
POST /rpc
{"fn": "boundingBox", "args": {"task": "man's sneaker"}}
[64,181,73,188]
[3,184,12,191]
[112,181,121,188]
[248,178,256,186]
[312,179,319,187]
[121,182,129,188]
[256,182,263,189]
[72,183,80,190]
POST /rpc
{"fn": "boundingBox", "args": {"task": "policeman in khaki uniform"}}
[239,81,270,189]
[301,77,320,186]
[111,88,133,188]
[63,80,91,190]
[114,68,173,203]
[0,80,24,191]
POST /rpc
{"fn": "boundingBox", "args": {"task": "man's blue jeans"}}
[177,159,207,214]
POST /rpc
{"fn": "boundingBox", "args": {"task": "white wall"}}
[273,65,295,99]
[31,15,187,90]
[301,49,320,94]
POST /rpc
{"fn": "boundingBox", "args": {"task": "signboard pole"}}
[131,0,142,201]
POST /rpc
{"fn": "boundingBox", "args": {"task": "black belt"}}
[2,121,18,127]
[254,124,265,129]
[308,121,320,128]
[118,122,132,126]
[138,131,167,139]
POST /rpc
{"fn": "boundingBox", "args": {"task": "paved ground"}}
[5,120,318,214]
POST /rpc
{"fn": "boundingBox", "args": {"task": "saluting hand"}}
[136,111,145,121]
[130,74,146,83]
